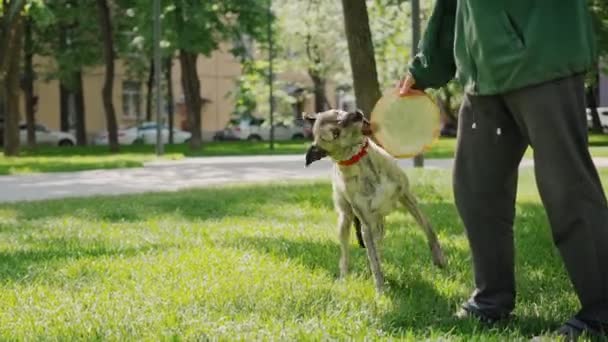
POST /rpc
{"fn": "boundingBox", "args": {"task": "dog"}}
[303,109,447,292]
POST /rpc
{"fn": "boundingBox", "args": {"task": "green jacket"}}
[409,0,597,95]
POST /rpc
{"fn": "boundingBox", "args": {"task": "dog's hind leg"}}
[353,217,366,248]
[400,191,447,268]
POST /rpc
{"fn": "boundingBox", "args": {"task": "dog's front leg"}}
[335,191,354,278]
[337,210,353,278]
[353,210,384,293]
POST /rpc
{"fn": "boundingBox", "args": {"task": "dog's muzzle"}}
[305,145,328,167]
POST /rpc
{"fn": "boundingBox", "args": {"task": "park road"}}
[1,155,608,203]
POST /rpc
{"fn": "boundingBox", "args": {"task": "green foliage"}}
[0,0,25,21]
[590,0,608,58]
[273,0,348,84]
[31,1,102,89]
[260,0,434,104]
[369,0,412,90]
[227,0,344,125]
[118,0,268,57]
[230,63,259,118]
[230,59,304,124]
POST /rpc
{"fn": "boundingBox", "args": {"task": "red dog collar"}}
[338,140,369,166]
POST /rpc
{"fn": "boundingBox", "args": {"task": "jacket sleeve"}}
[408,0,457,90]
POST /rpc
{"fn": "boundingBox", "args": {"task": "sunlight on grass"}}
[0,154,182,175]
[0,170,607,339]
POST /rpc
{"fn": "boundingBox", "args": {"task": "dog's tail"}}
[353,217,366,248]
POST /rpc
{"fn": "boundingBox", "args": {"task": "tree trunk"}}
[23,17,36,148]
[340,0,381,117]
[0,1,26,72]
[57,23,71,132]
[179,49,202,150]
[74,70,87,145]
[145,58,154,121]
[586,63,603,134]
[2,11,23,156]
[96,0,119,152]
[59,82,70,132]
[305,34,329,113]
[165,57,175,144]
[309,71,328,112]
[587,86,603,134]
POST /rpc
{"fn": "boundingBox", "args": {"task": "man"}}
[399,1,608,339]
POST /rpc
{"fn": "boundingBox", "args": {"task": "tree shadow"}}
[226,200,578,339]
[4,182,335,223]
[0,178,581,337]
[385,201,575,338]
[0,236,171,284]
[226,234,458,330]
[2,175,454,225]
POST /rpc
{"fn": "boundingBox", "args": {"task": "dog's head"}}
[303,109,372,166]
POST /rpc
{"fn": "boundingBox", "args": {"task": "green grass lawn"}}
[0,154,177,175]
[1,169,607,340]
[1,133,607,175]
[426,133,608,159]
[0,141,306,175]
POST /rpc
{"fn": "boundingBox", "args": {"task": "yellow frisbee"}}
[370,89,441,158]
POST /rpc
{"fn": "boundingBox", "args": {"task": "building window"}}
[122,81,141,119]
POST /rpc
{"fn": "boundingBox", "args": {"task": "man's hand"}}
[398,72,423,97]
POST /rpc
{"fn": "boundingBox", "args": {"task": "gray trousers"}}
[454,74,608,323]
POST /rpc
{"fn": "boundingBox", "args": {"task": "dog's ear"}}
[302,112,318,124]
[351,109,373,136]
[352,109,366,118]
[305,145,328,167]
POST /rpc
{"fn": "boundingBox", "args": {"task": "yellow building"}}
[18,43,347,142]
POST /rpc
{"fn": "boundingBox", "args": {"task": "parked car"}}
[214,117,311,141]
[18,123,76,146]
[212,119,244,141]
[586,107,608,132]
[93,122,191,145]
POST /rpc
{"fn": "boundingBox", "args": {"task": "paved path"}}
[1,156,608,203]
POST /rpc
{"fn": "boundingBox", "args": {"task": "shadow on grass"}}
[4,182,335,223]
[226,234,481,336]
[4,181,455,226]
[0,237,170,283]
[0,180,577,337]
[223,200,573,338]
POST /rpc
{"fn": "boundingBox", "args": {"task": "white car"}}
[93,122,192,145]
[18,123,76,146]
[222,117,311,141]
[586,107,608,132]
